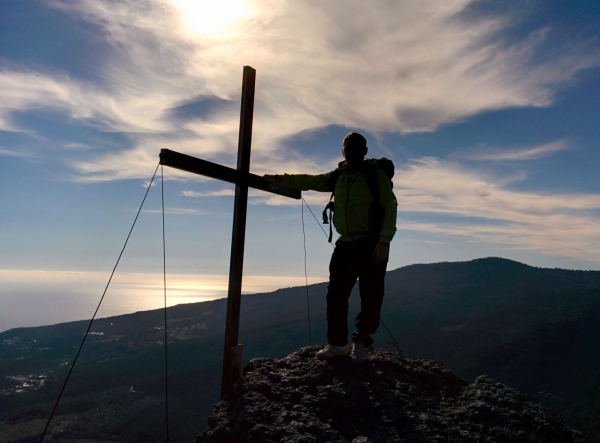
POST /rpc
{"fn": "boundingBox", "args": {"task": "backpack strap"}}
[321,169,341,243]
[362,163,384,233]
[323,169,341,194]
[322,201,335,242]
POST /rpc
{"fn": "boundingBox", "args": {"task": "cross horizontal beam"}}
[159,148,300,200]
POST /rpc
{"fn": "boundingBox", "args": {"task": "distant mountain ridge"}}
[1,257,599,442]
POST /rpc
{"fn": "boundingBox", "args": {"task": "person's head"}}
[342,132,368,168]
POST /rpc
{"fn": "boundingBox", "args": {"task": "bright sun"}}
[174,0,254,37]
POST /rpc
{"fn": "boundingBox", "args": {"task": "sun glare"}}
[174,0,253,37]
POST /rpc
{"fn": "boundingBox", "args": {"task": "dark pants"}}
[326,235,387,347]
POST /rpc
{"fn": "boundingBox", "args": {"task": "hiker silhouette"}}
[264,131,397,363]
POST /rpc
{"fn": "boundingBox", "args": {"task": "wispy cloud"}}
[0,70,172,134]
[461,140,571,161]
[182,189,235,198]
[396,158,600,262]
[64,142,96,150]
[0,0,597,181]
[0,147,36,158]
[143,207,209,215]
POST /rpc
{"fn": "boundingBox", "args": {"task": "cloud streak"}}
[182,189,235,198]
[0,147,37,158]
[461,140,571,161]
[0,0,597,181]
[396,158,600,263]
[143,207,209,215]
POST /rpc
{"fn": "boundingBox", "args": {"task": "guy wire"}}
[301,197,312,345]
[161,165,170,442]
[39,162,161,443]
[301,196,331,241]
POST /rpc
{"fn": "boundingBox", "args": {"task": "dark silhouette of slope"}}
[198,346,586,442]
[239,257,600,440]
[1,257,598,442]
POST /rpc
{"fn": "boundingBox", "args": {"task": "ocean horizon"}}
[0,270,326,332]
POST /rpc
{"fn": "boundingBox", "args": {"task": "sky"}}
[1,0,600,331]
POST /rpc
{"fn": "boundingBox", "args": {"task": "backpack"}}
[322,158,396,242]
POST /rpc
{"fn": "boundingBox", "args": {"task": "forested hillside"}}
[1,258,598,442]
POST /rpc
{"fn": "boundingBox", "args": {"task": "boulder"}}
[197,346,586,443]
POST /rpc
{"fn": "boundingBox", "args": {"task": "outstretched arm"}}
[263,172,336,192]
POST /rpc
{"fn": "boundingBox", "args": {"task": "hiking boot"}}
[316,344,349,360]
[351,342,367,364]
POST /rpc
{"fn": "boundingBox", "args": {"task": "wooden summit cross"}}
[159,66,300,398]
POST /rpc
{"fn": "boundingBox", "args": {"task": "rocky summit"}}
[197,346,586,443]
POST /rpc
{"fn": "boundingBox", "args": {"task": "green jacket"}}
[281,159,397,244]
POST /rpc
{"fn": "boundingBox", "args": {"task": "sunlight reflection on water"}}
[0,270,325,332]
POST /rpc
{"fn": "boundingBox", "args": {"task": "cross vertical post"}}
[158,66,301,399]
[221,66,256,397]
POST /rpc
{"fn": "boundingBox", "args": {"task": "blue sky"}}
[1,0,599,330]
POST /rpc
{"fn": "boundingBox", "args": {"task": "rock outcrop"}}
[197,346,586,443]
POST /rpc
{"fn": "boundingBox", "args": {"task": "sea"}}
[0,270,325,333]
